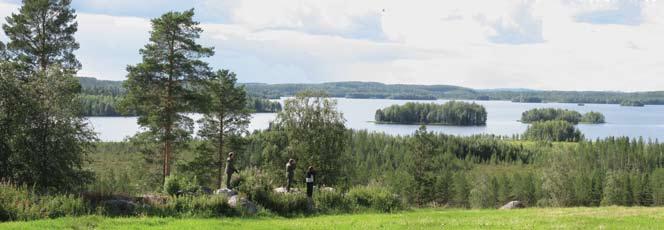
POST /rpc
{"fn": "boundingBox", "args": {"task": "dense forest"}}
[77,77,281,115]
[375,101,487,126]
[520,108,605,124]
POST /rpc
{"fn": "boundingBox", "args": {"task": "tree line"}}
[78,77,281,116]
[375,101,487,126]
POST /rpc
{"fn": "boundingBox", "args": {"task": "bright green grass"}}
[2,207,663,229]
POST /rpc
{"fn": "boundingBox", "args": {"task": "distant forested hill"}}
[241,81,474,100]
[76,77,664,116]
[77,77,281,116]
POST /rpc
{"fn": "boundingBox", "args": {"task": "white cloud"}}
[1,0,664,91]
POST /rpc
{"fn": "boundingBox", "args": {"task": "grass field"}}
[2,207,663,229]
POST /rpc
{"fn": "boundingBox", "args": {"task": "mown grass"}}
[2,207,663,229]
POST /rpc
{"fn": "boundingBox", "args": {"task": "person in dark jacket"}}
[305,166,316,198]
[286,159,296,192]
[225,152,238,189]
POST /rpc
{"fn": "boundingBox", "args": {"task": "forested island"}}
[620,100,645,107]
[374,101,487,126]
[520,108,606,124]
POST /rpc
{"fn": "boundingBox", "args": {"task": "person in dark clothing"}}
[225,152,238,189]
[286,159,296,192]
[306,166,316,198]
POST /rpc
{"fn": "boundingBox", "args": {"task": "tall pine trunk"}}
[217,110,225,189]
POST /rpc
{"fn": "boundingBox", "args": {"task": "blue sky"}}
[1,0,663,91]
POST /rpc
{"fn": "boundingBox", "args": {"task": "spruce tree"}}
[123,9,213,184]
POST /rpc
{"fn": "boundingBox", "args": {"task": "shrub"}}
[254,191,309,216]
[0,182,89,221]
[314,189,352,213]
[147,195,236,217]
[234,167,274,202]
[346,186,403,212]
[163,175,183,196]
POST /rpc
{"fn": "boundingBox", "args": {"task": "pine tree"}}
[195,70,250,189]
[3,0,80,74]
[122,9,213,184]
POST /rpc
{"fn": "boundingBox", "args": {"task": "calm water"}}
[88,98,664,141]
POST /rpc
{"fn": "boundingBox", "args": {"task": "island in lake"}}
[374,101,487,126]
[520,108,606,124]
[620,100,645,107]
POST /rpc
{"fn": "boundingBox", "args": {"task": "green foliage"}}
[620,100,645,107]
[122,9,213,184]
[0,0,95,194]
[163,175,183,196]
[511,96,542,103]
[314,189,352,213]
[2,0,80,74]
[469,175,498,209]
[523,120,583,142]
[521,108,582,124]
[142,195,235,218]
[270,91,348,186]
[346,186,404,213]
[0,67,96,193]
[375,101,487,126]
[580,111,605,124]
[194,70,250,189]
[248,97,282,113]
[0,182,88,221]
[521,108,605,124]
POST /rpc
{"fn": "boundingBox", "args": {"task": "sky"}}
[1,0,663,91]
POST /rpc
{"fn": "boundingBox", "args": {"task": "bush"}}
[314,189,352,213]
[144,195,236,218]
[0,182,89,221]
[234,167,274,202]
[163,175,183,196]
[347,186,404,212]
[255,191,309,216]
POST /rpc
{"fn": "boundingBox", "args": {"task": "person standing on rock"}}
[286,159,296,192]
[225,152,239,189]
[305,166,316,198]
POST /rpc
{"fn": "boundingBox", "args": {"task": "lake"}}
[88,98,664,142]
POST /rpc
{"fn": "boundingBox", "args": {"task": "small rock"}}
[228,195,257,215]
[215,188,237,197]
[500,201,525,210]
[320,187,335,192]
